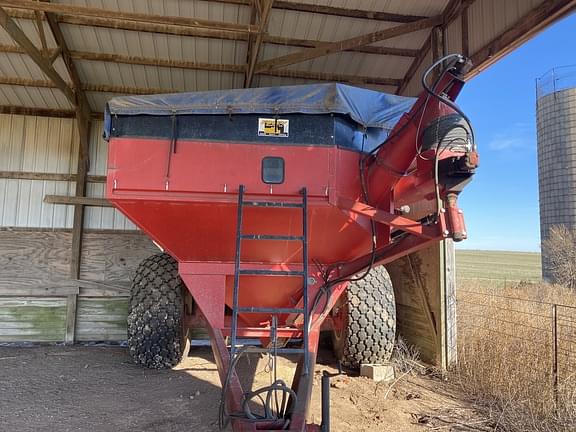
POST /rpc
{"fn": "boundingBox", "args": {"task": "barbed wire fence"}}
[457,287,576,408]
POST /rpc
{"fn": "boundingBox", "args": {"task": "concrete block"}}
[360,363,395,383]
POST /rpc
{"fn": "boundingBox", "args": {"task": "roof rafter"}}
[0,104,78,118]
[0,76,175,95]
[396,0,469,95]
[245,0,274,87]
[33,10,48,55]
[44,10,90,120]
[0,6,74,103]
[209,0,428,23]
[5,9,419,58]
[0,63,401,92]
[254,15,442,73]
[0,0,257,33]
[396,36,431,95]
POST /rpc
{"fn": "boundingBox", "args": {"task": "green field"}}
[455,250,542,282]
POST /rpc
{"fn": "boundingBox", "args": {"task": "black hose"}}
[218,347,298,429]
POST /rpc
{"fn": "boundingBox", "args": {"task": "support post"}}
[431,25,444,82]
[440,239,457,369]
[70,116,90,278]
[65,293,78,344]
[552,304,559,408]
[45,7,93,279]
[461,3,470,57]
[244,0,274,88]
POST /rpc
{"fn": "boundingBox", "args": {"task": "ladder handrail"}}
[230,185,310,376]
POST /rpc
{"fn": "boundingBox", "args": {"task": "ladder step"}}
[241,234,304,241]
[241,347,306,355]
[239,269,305,276]
[243,201,304,208]
[237,307,305,314]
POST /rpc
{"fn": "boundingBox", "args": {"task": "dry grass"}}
[542,225,576,290]
[454,279,576,431]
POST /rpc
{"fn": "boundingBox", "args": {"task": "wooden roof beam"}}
[0,0,256,33]
[209,0,428,23]
[0,104,76,118]
[0,105,103,119]
[259,69,401,87]
[273,1,427,23]
[0,65,401,92]
[245,0,274,87]
[5,9,419,58]
[33,10,48,55]
[396,36,431,95]
[395,0,469,95]
[243,1,258,88]
[44,11,90,119]
[265,36,418,57]
[255,15,442,73]
[0,6,75,104]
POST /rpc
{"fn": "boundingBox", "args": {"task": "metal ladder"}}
[229,184,310,374]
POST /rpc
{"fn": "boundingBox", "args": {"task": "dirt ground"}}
[0,345,490,432]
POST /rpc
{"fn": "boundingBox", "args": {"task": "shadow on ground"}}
[0,346,221,432]
[0,344,489,432]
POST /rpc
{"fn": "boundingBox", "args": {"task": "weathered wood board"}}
[76,298,128,341]
[0,229,157,293]
[80,232,159,285]
[0,231,71,290]
[0,229,155,342]
[0,297,129,343]
[386,240,456,367]
[0,298,67,342]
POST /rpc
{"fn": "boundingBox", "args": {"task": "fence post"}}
[552,304,558,408]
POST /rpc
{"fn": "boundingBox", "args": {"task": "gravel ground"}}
[0,345,489,432]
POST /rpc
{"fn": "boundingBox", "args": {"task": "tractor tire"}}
[331,265,396,369]
[127,253,190,369]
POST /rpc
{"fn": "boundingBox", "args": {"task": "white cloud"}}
[487,122,535,151]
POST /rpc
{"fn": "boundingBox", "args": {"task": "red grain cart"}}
[105,54,477,431]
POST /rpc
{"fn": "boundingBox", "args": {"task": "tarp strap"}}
[164,113,178,182]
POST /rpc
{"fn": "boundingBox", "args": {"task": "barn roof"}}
[0,0,574,118]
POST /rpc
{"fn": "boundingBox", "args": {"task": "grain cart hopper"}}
[104,54,477,431]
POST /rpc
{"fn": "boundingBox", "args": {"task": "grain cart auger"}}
[104,54,477,431]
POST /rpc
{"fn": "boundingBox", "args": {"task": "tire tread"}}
[340,266,396,369]
[127,253,186,369]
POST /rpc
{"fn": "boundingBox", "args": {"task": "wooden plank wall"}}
[0,297,68,342]
[0,229,158,342]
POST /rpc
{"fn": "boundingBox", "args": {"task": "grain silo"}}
[536,66,576,280]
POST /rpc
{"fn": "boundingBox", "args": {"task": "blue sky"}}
[456,12,576,252]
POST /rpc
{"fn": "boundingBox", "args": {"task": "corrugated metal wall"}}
[465,0,541,55]
[0,113,135,230]
[85,119,137,230]
[0,115,76,227]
